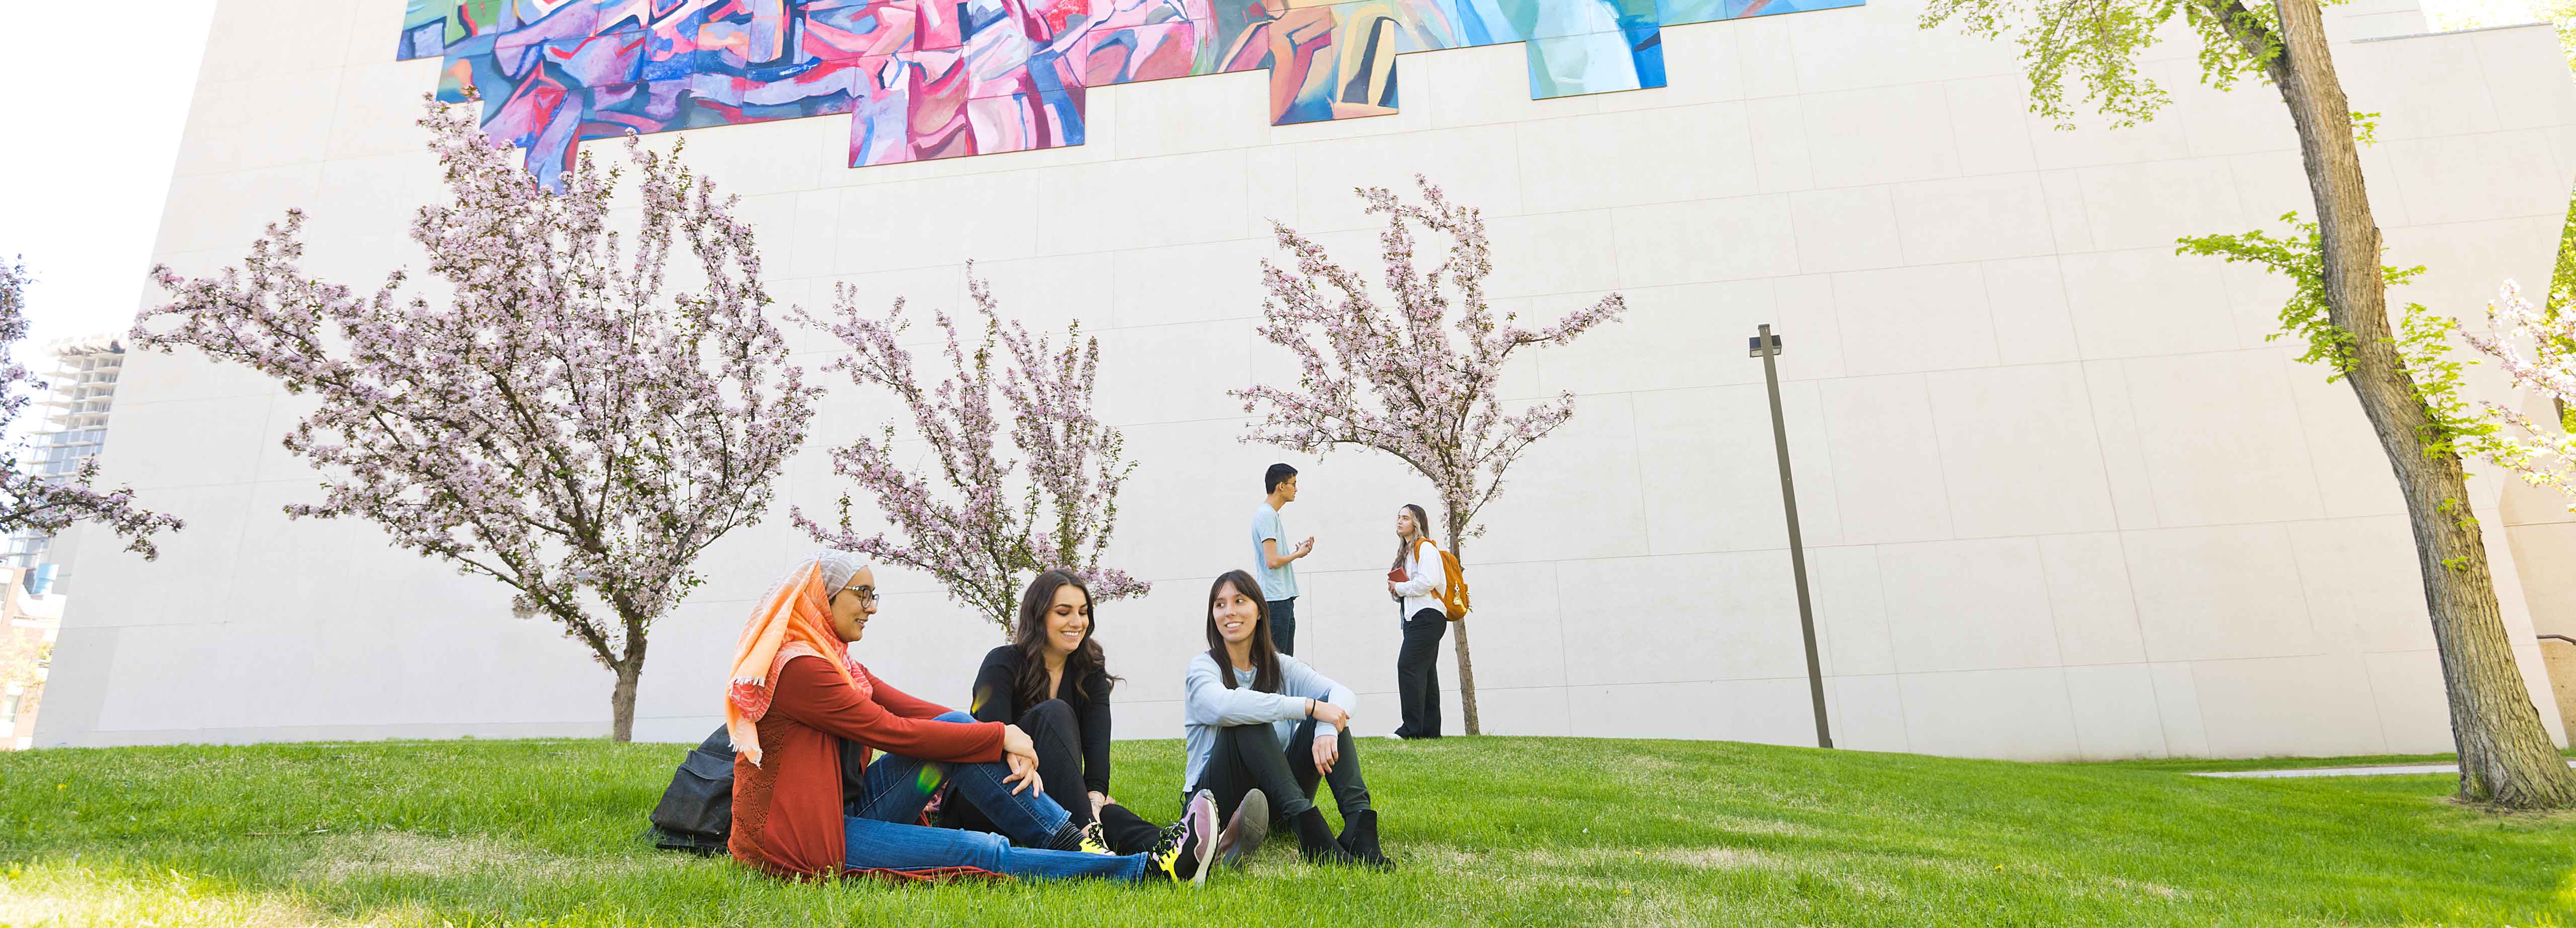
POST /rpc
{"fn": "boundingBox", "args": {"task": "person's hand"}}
[1310,700,1350,730]
[999,725,1042,796]
[1004,752,1043,796]
[1088,791,1112,819]
[1386,581,1398,597]
[1312,729,1341,775]
[1296,536,1315,558]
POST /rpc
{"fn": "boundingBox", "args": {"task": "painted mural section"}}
[394,0,1860,181]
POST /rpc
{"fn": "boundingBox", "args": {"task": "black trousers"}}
[1268,597,1298,655]
[1394,608,1447,739]
[945,699,1161,854]
[1190,719,1370,827]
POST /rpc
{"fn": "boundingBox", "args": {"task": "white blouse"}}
[1392,537,1445,620]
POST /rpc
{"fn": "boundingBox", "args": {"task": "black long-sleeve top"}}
[968,644,1115,795]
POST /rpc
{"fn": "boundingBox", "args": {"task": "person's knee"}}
[1221,723,1284,759]
[959,829,1009,871]
[1221,722,1278,746]
[1024,699,1074,730]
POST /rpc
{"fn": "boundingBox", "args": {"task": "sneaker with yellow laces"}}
[1077,821,1115,856]
[1149,789,1219,886]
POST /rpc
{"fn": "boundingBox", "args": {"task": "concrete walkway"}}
[2192,759,2576,779]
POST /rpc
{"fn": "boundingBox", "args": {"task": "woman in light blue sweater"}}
[1182,569,1390,867]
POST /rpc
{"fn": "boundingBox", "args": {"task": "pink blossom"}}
[0,259,184,558]
[134,94,819,739]
[1231,176,1625,549]
[794,268,1148,631]
[2466,280,2576,505]
[1232,177,1623,734]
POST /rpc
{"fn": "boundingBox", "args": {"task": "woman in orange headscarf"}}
[725,549,1217,884]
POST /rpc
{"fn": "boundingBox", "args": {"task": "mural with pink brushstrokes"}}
[395,0,1862,184]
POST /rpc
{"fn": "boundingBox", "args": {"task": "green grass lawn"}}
[0,737,2568,927]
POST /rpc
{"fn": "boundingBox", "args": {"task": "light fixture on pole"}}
[1749,324,1832,749]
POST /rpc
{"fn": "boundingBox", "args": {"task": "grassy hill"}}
[0,736,2567,926]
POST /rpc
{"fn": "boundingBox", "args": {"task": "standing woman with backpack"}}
[1387,504,1447,740]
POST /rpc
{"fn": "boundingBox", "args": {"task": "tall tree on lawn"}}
[1234,177,1625,736]
[137,95,818,742]
[1922,0,2576,806]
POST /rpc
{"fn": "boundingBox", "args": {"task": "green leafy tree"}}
[1922,0,2576,807]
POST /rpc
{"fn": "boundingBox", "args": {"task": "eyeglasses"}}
[835,587,878,607]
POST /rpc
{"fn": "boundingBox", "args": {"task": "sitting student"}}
[726,550,1216,884]
[954,571,1269,863]
[1181,569,1393,867]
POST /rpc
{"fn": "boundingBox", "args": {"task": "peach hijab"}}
[725,549,871,766]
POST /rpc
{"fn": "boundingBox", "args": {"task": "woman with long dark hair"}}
[1180,569,1393,867]
[951,570,1244,857]
[726,551,1216,885]
[1387,503,1446,739]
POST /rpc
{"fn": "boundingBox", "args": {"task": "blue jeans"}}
[845,711,1151,881]
[842,816,1150,881]
[855,712,1068,844]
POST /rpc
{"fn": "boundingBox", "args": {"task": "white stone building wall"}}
[36,0,2576,760]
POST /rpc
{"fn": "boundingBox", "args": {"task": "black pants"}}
[1268,597,1298,654]
[1394,608,1447,739]
[945,699,1161,854]
[1190,720,1370,827]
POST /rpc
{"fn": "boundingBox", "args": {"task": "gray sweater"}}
[1181,651,1359,791]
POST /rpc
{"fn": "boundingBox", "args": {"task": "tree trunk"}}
[2264,0,2576,807]
[610,658,642,743]
[1447,522,1481,736]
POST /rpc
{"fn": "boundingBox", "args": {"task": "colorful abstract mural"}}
[396,0,1862,182]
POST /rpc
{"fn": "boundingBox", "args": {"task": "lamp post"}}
[1749,324,1832,749]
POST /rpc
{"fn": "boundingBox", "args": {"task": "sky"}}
[0,0,2550,366]
[0,0,218,359]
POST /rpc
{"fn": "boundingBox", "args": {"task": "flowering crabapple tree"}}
[135,95,819,741]
[0,260,183,560]
[796,271,1148,632]
[2466,280,2576,503]
[1232,177,1626,736]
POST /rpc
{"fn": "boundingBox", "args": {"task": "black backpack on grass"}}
[648,727,738,855]
[647,725,873,854]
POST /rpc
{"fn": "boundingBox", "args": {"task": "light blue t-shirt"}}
[1250,503,1298,601]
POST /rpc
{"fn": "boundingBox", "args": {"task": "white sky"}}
[0,0,2551,361]
[0,0,217,356]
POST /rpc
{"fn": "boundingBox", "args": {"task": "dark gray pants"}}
[1190,720,1370,826]
[1268,597,1297,655]
[1395,609,1447,739]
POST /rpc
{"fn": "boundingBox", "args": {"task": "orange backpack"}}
[1423,539,1471,621]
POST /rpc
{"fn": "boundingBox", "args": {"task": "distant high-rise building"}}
[4,335,127,587]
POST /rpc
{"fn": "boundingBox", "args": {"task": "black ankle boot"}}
[1335,809,1391,868]
[1292,808,1354,864]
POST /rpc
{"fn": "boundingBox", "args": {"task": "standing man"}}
[1252,463,1314,654]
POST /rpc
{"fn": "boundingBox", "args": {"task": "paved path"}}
[2192,759,2576,779]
